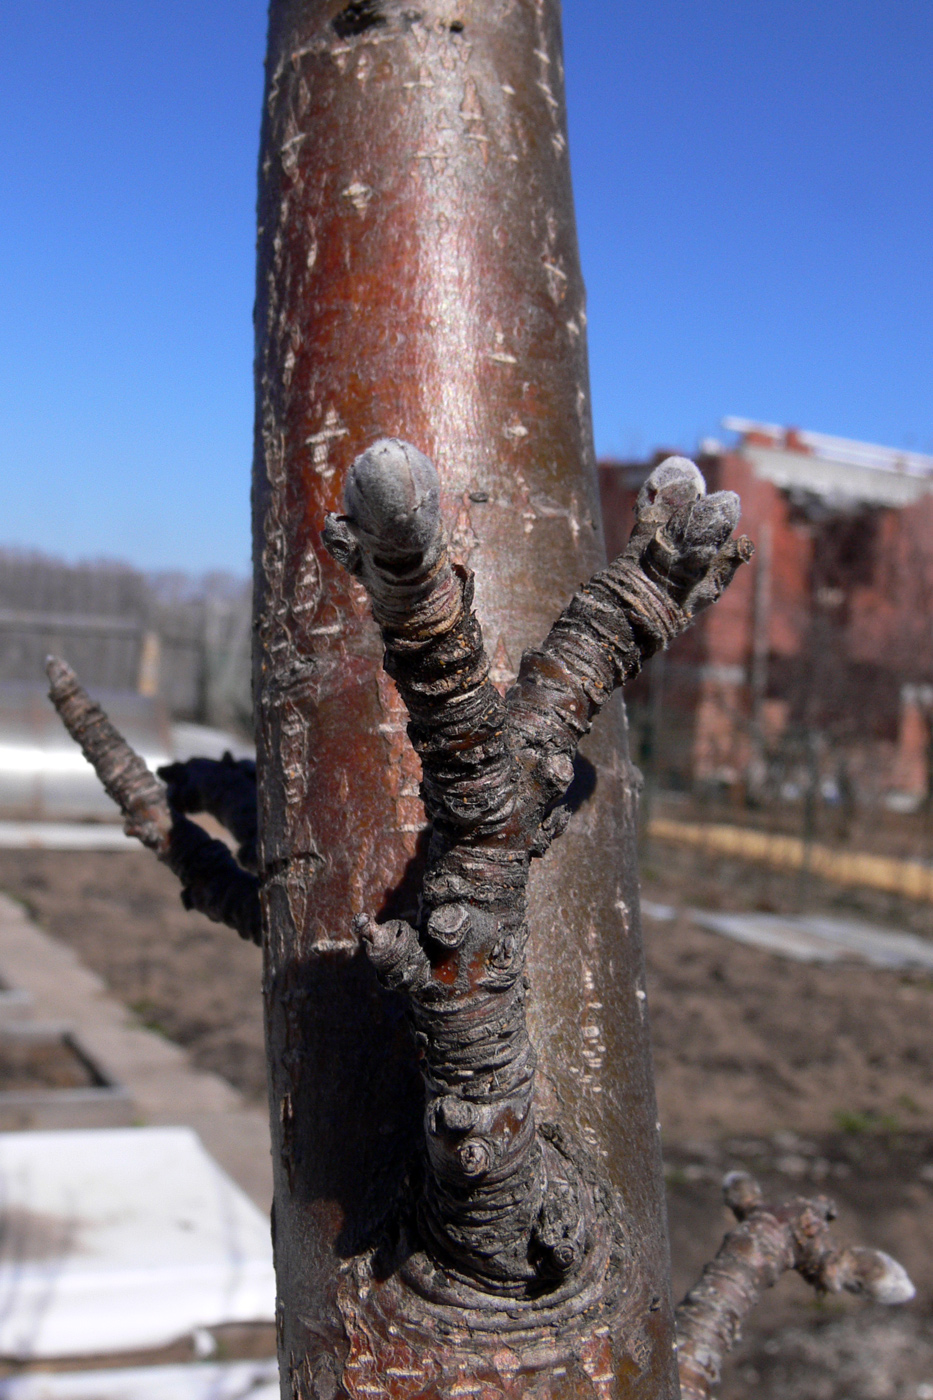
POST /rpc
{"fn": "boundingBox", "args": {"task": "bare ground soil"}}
[644,836,933,1398]
[0,849,267,1102]
[1,841,932,1397]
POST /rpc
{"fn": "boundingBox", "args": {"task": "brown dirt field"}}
[0,848,266,1102]
[643,836,933,1398]
[1,839,932,1396]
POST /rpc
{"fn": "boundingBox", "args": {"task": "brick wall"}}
[598,450,933,805]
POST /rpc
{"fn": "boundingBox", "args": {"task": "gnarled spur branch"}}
[675,1171,915,1400]
[45,656,262,945]
[322,438,753,1299]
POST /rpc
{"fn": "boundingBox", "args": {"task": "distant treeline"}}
[0,548,252,735]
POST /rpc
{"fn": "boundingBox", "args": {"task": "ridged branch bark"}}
[323,441,751,1296]
[676,1172,915,1400]
[45,657,262,944]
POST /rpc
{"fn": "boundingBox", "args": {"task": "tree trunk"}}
[253,3,678,1394]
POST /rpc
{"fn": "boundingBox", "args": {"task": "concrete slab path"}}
[0,894,272,1212]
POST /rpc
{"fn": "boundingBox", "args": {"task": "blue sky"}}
[2,1,931,571]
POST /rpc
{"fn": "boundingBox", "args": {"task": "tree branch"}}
[675,1171,915,1400]
[323,439,752,1298]
[45,657,262,945]
[323,438,512,839]
[46,655,173,852]
[158,753,258,872]
[163,818,263,945]
[509,458,752,780]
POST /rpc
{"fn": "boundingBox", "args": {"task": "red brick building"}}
[599,421,933,808]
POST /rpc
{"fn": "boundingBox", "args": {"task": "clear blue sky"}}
[2,2,931,572]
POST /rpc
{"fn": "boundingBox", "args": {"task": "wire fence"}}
[0,549,252,736]
[630,642,933,935]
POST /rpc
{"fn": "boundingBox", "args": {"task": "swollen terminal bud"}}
[627,455,751,612]
[838,1249,915,1305]
[344,438,441,563]
[635,456,705,517]
[723,1170,764,1220]
[682,490,741,551]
